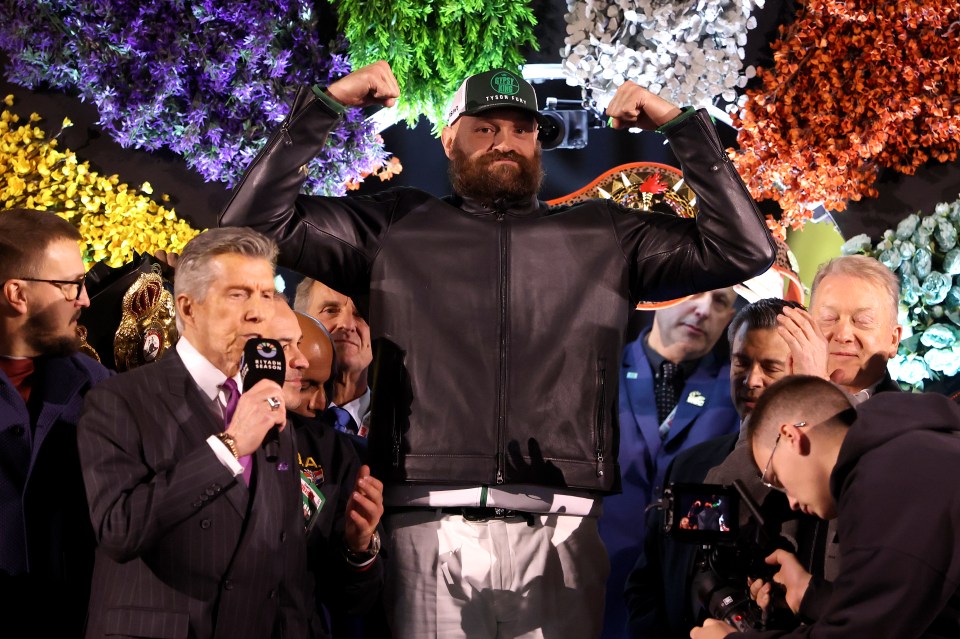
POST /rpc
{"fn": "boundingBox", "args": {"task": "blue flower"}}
[920,271,951,305]
[888,354,931,386]
[919,323,959,349]
[924,347,960,377]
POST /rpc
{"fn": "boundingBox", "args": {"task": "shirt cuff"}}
[309,86,347,116]
[656,106,698,134]
[207,435,244,476]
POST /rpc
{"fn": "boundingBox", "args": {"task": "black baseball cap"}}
[445,68,547,126]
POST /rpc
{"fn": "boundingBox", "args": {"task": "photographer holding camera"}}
[624,298,803,637]
[626,256,907,638]
[692,375,960,639]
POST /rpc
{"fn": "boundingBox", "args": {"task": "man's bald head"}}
[293,311,335,418]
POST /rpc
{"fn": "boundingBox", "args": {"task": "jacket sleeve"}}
[312,434,385,616]
[727,450,959,639]
[77,381,239,562]
[217,86,407,299]
[612,109,776,303]
[797,576,833,623]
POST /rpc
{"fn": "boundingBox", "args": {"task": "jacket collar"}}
[445,192,547,218]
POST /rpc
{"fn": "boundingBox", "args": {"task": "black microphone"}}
[240,338,286,462]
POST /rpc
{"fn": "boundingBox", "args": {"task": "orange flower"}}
[730,0,959,236]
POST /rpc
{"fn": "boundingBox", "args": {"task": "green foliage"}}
[337,0,538,131]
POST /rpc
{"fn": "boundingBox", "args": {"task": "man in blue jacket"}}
[600,287,740,637]
[0,208,110,637]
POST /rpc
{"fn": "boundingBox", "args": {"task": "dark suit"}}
[78,350,309,639]
[600,331,739,638]
[0,353,109,638]
[293,413,385,639]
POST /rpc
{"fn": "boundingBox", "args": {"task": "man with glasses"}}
[0,208,110,637]
[692,375,960,639]
[624,298,803,638]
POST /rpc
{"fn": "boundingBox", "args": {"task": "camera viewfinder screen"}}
[669,483,739,541]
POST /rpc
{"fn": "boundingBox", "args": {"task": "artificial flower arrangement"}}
[843,193,960,390]
[0,0,396,195]
[1,96,200,266]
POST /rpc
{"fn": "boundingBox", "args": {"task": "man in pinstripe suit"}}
[78,228,310,638]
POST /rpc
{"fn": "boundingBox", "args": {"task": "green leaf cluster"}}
[337,0,538,131]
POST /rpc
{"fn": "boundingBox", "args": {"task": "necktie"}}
[325,405,358,435]
[222,378,253,485]
[655,361,681,436]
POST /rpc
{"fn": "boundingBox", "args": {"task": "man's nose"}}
[77,281,91,308]
[290,348,308,371]
[832,317,854,342]
[745,364,764,388]
[491,129,516,152]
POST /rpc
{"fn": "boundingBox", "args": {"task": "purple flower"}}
[0,0,391,195]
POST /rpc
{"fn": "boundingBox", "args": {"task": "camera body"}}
[660,480,793,632]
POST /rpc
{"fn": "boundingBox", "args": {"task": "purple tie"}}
[222,378,253,485]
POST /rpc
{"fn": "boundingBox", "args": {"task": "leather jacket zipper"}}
[595,357,606,477]
[495,210,508,484]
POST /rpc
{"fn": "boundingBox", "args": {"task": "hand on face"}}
[326,60,399,108]
[344,465,384,553]
[776,306,831,380]
[605,80,683,130]
[225,379,286,456]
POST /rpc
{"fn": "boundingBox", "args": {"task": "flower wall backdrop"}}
[1,97,200,266]
[560,0,764,111]
[733,0,960,237]
[337,0,538,130]
[843,193,960,390]
[0,0,396,195]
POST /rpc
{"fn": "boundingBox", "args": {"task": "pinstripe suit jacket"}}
[78,351,309,639]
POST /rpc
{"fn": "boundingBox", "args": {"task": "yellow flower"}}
[1,101,202,268]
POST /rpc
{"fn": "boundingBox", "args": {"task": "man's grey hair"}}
[293,276,318,315]
[174,227,278,331]
[811,255,899,322]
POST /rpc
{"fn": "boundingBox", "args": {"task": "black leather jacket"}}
[219,87,775,494]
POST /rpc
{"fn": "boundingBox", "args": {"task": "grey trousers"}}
[383,510,609,638]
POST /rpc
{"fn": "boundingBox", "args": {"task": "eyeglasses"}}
[759,421,807,492]
[19,275,87,301]
[760,408,856,492]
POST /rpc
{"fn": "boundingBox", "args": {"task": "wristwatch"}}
[214,432,240,459]
[343,530,381,566]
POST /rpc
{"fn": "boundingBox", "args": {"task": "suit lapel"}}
[157,352,249,517]
[664,352,724,444]
[621,332,663,456]
[30,357,88,456]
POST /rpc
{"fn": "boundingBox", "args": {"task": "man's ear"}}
[440,124,457,159]
[783,422,812,456]
[176,294,193,328]
[888,324,903,358]
[2,279,29,315]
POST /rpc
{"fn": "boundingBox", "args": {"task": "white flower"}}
[560,0,765,108]
[887,354,931,386]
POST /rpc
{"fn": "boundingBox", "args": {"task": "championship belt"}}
[547,162,803,307]
[113,267,178,371]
